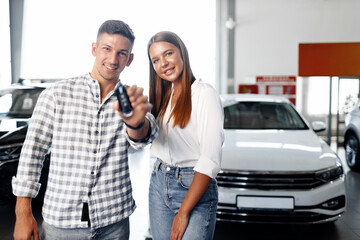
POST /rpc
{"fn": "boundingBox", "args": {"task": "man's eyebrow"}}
[101,43,130,53]
[101,43,112,48]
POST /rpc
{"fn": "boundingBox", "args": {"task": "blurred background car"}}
[0,80,57,204]
[216,94,346,224]
[344,99,360,172]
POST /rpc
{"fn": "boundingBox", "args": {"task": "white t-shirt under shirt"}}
[150,79,224,179]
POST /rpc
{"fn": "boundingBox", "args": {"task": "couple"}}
[12,20,224,240]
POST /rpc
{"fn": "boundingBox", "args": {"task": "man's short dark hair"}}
[97,20,135,44]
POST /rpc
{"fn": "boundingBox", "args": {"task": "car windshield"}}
[224,101,309,130]
[0,88,44,118]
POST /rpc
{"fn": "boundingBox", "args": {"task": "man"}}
[12,20,158,240]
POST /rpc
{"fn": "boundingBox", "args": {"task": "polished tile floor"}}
[1,144,360,240]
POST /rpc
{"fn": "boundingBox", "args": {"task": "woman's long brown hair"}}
[148,31,196,128]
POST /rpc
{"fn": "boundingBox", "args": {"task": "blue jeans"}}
[41,217,129,240]
[149,159,218,240]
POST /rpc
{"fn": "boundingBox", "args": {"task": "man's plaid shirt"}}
[12,73,159,229]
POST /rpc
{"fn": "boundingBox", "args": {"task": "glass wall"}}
[298,76,359,143]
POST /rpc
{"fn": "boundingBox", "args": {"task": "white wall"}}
[233,0,360,85]
[20,0,216,92]
[0,0,11,87]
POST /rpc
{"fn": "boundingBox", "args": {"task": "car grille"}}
[216,204,343,224]
[217,170,324,190]
[216,195,345,224]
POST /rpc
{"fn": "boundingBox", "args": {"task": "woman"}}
[147,31,224,240]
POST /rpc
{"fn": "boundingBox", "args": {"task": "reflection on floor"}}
[1,145,360,240]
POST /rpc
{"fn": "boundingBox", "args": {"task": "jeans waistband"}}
[154,158,193,178]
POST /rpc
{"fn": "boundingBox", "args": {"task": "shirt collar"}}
[86,73,123,103]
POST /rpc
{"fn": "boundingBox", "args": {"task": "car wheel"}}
[345,134,360,171]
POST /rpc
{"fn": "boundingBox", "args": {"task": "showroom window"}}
[307,77,358,115]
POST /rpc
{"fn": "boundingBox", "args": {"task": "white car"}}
[217,94,346,224]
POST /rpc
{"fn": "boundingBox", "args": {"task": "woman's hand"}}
[170,211,189,240]
[169,172,212,240]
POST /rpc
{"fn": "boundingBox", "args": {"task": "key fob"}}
[116,84,133,117]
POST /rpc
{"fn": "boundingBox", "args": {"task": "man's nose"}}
[109,52,118,64]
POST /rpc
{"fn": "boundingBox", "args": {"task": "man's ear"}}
[91,42,97,56]
[126,53,134,67]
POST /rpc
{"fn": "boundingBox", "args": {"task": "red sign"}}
[256,76,297,105]
[238,84,259,94]
[256,76,296,83]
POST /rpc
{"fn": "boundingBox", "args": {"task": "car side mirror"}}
[312,121,326,132]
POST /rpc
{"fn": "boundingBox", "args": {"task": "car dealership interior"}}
[1,0,360,239]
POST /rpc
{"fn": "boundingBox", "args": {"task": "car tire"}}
[345,134,360,172]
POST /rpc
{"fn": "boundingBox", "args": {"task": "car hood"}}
[0,118,29,132]
[221,129,339,172]
[0,123,28,145]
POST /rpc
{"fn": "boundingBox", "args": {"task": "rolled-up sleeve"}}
[12,88,54,198]
[193,87,224,178]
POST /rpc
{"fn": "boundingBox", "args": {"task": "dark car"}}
[0,83,51,204]
[344,99,360,172]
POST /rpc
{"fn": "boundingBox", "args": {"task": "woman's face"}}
[149,41,184,84]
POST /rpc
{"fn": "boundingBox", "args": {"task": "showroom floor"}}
[1,144,360,240]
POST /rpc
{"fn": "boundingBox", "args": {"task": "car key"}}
[116,83,133,117]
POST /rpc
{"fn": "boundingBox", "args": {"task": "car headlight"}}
[315,164,344,182]
[0,143,23,162]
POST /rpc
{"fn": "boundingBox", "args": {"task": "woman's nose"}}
[160,58,168,67]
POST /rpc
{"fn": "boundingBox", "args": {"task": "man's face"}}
[91,33,134,83]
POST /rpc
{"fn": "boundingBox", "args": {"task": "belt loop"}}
[175,167,180,179]
[155,158,161,172]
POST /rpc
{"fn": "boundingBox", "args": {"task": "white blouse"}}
[150,79,224,178]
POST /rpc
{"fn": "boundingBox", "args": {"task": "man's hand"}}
[113,85,151,127]
[14,197,39,240]
[113,84,152,140]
